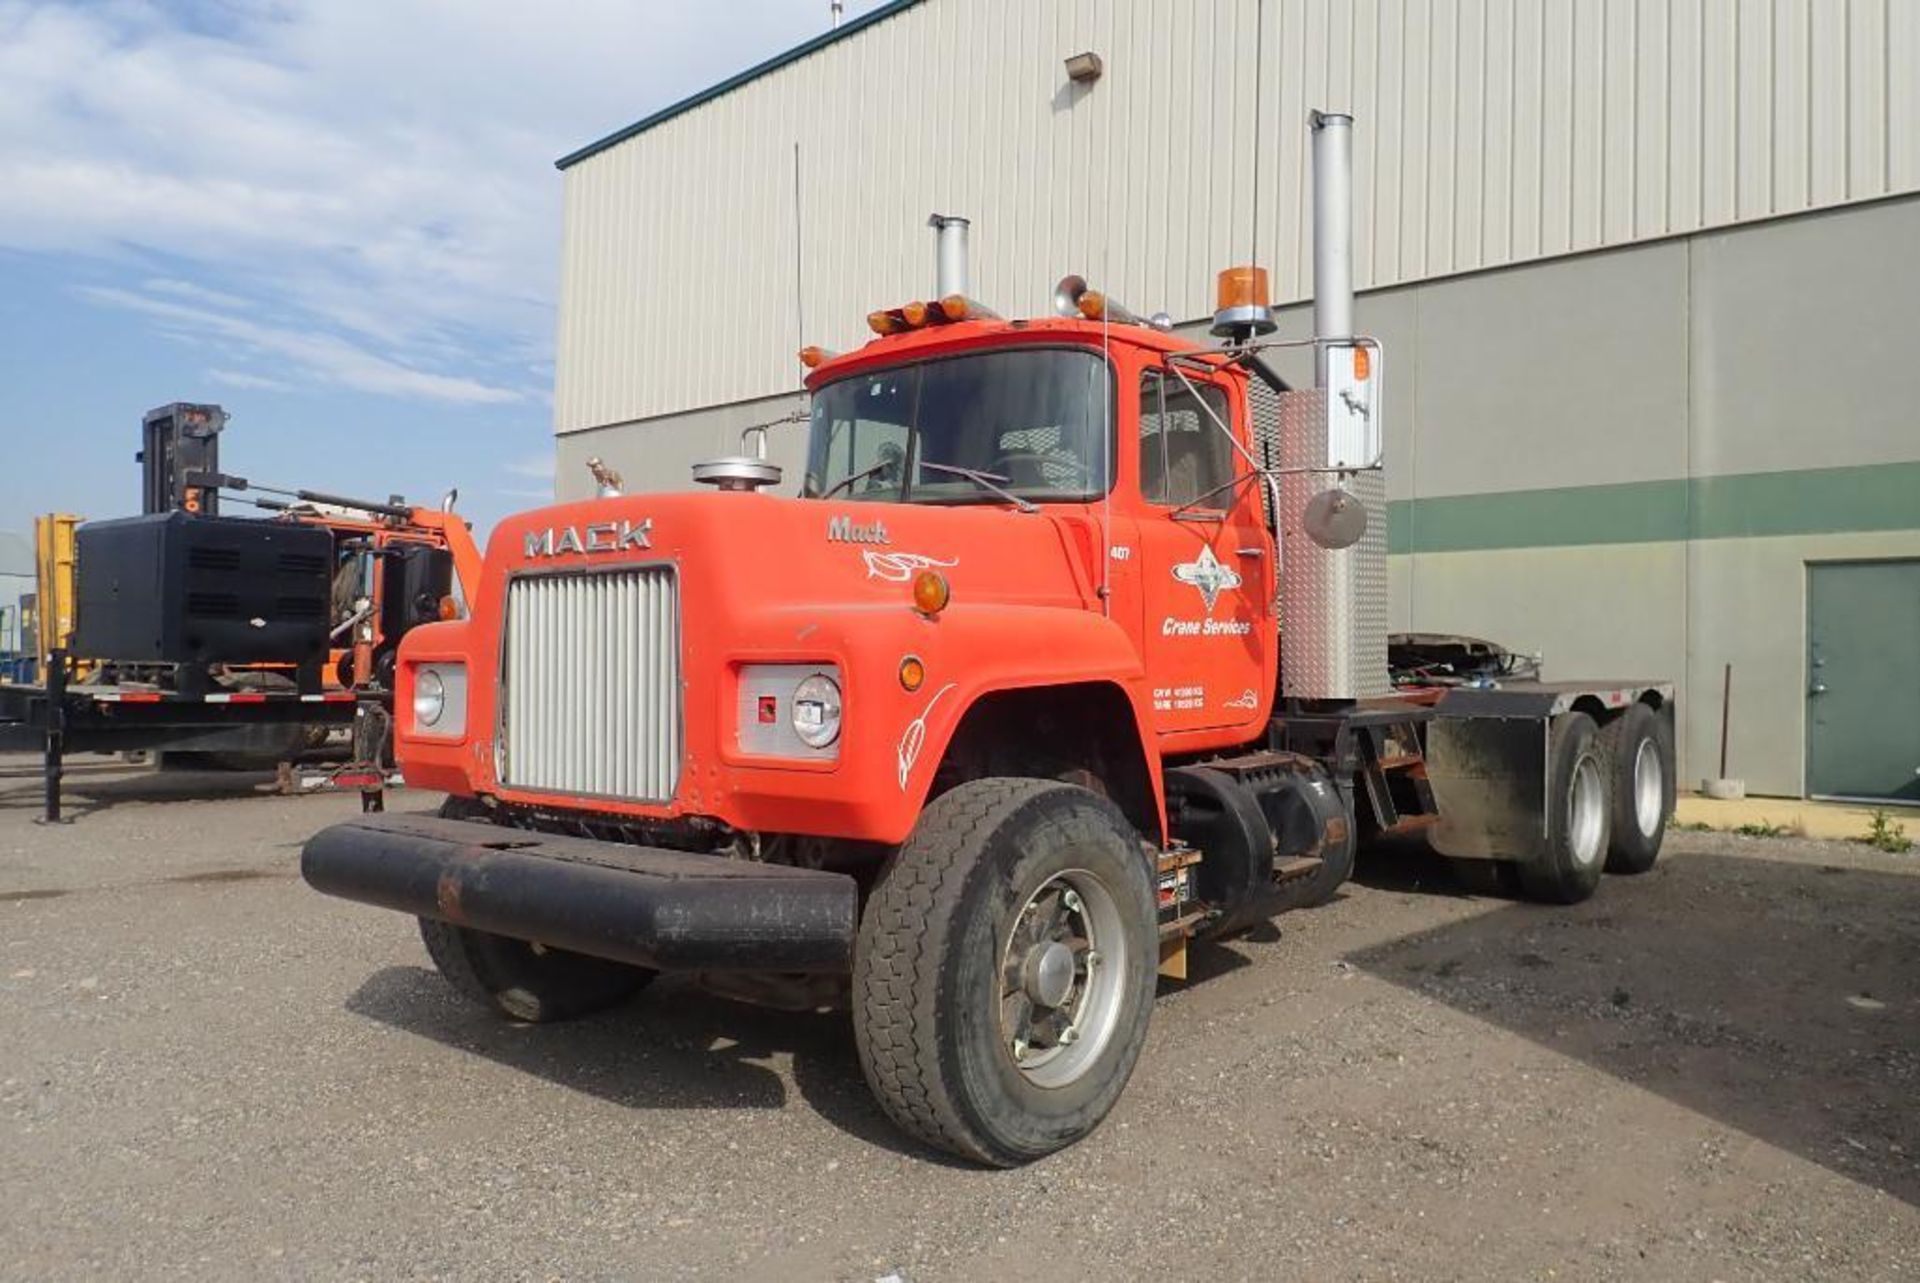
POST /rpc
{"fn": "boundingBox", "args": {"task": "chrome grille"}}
[501,567,681,801]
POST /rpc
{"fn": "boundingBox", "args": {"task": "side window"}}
[1138,372,1234,507]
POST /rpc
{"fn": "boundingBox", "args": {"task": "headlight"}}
[414,669,446,726]
[790,672,843,748]
[409,663,467,737]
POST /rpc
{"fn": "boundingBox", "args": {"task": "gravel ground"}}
[0,753,1915,1281]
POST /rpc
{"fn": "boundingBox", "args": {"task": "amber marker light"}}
[798,345,838,368]
[1351,345,1371,381]
[911,569,951,616]
[868,308,909,335]
[901,300,931,328]
[898,655,926,691]
[437,594,460,621]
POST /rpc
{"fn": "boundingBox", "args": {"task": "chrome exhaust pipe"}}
[928,214,970,299]
[1310,110,1355,359]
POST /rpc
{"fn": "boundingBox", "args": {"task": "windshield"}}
[802,348,1110,505]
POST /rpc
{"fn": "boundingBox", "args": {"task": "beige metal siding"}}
[555,0,1920,434]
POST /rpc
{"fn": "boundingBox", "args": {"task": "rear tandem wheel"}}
[1514,711,1611,905]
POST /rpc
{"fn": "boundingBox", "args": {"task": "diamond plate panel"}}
[1277,388,1390,701]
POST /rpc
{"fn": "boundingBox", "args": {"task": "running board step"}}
[1273,855,1324,885]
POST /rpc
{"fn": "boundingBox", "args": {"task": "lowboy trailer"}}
[303,113,1676,1165]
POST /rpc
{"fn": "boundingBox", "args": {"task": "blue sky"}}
[0,0,891,542]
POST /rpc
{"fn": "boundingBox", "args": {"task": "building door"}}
[1806,560,1920,804]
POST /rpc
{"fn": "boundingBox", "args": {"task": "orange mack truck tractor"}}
[303,114,1675,1165]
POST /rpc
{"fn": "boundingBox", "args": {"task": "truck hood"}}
[484,490,1108,619]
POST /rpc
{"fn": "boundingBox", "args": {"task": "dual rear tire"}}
[1595,702,1673,875]
[1495,704,1673,904]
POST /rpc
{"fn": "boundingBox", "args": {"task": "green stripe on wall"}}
[1387,461,1920,554]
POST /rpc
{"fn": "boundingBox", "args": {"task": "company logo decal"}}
[1171,545,1242,613]
[896,683,957,790]
[827,515,890,545]
[524,518,652,558]
[863,551,959,583]
[1223,688,1259,710]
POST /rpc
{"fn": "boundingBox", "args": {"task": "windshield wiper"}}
[818,460,900,501]
[917,461,1038,513]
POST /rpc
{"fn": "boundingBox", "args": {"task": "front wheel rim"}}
[1568,755,1606,867]
[1632,738,1663,838]
[1000,869,1128,1089]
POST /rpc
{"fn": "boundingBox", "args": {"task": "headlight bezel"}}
[409,662,468,738]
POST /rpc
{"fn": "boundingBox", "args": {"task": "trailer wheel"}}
[418,918,654,1023]
[853,778,1158,1166]
[1597,703,1673,874]
[1516,712,1610,905]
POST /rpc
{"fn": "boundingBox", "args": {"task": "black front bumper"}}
[302,813,858,973]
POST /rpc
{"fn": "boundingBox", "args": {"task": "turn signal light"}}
[437,594,459,621]
[1216,264,1271,312]
[898,655,926,691]
[911,569,951,616]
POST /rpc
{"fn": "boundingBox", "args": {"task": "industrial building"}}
[548,0,1920,804]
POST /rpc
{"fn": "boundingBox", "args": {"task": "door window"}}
[1139,372,1234,508]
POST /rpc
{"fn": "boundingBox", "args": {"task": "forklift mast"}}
[139,403,227,516]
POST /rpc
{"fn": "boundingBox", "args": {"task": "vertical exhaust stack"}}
[1311,112,1355,360]
[1280,110,1390,704]
[928,214,970,299]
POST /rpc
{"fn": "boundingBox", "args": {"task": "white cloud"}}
[0,0,894,407]
[81,283,523,404]
[504,454,557,480]
[207,367,294,392]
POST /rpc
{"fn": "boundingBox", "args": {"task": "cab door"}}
[1133,368,1273,736]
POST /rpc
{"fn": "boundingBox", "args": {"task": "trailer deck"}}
[0,653,362,821]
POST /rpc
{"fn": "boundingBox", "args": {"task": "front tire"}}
[853,778,1158,1166]
[418,920,654,1023]
[1515,712,1611,905]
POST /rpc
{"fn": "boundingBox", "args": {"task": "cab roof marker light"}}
[932,295,1002,323]
[798,345,840,368]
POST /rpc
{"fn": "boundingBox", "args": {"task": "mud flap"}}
[1424,714,1549,862]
